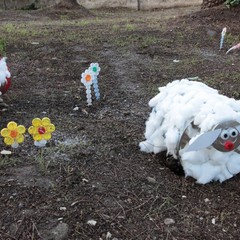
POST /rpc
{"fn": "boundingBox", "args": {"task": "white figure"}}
[140,79,240,184]
[81,69,94,106]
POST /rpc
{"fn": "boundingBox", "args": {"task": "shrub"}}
[225,0,240,7]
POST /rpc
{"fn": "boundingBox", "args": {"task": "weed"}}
[0,155,19,168]
[76,20,91,27]
[60,15,70,21]
[225,33,240,46]
[112,24,120,31]
[125,23,136,31]
[0,38,6,56]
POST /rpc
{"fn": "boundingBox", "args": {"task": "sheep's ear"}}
[235,125,240,133]
[185,129,221,152]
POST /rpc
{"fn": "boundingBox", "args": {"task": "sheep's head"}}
[186,120,240,153]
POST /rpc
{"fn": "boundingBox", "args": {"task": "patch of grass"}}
[114,33,160,50]
[35,148,52,174]
[141,35,159,47]
[112,24,120,31]
[60,15,70,21]
[2,23,16,33]
[1,23,49,42]
[225,33,240,46]
[0,155,20,168]
[75,19,91,27]
[125,23,136,31]
[0,38,6,56]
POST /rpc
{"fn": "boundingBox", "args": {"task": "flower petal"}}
[43,132,51,140]
[7,121,17,131]
[4,137,14,145]
[33,133,43,141]
[28,126,33,135]
[1,128,9,137]
[16,134,24,143]
[17,125,26,134]
[32,118,42,127]
[46,124,55,133]
[28,126,38,135]
[42,117,51,126]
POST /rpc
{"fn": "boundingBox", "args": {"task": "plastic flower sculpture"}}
[1,121,26,148]
[89,63,101,76]
[89,63,101,100]
[81,69,94,86]
[81,69,94,105]
[28,117,55,147]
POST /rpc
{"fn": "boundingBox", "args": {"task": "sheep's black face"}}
[213,121,240,152]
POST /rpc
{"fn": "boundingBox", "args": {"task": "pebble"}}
[164,218,175,225]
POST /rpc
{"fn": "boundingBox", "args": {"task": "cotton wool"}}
[0,57,11,94]
[139,79,240,184]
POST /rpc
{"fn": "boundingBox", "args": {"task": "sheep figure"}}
[139,79,240,184]
[0,57,11,111]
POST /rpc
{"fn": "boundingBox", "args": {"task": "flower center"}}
[38,127,46,134]
[93,67,97,72]
[10,130,18,138]
[85,74,92,82]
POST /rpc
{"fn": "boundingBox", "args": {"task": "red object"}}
[38,127,46,135]
[0,77,11,94]
[0,57,11,94]
[224,141,234,151]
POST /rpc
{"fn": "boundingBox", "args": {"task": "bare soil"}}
[0,4,240,240]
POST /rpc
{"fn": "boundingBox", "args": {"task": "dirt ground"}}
[0,3,240,240]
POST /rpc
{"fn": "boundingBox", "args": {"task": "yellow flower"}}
[1,121,26,148]
[28,117,55,142]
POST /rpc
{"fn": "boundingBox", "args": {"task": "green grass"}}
[0,22,50,42]
[125,23,136,31]
[0,38,6,56]
[225,33,240,46]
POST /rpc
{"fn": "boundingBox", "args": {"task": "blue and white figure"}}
[81,69,94,106]
[220,27,226,50]
[89,63,101,100]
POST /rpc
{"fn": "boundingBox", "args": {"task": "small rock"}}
[146,177,156,184]
[1,150,12,155]
[82,178,89,183]
[51,223,69,240]
[40,223,69,240]
[164,218,175,225]
[106,231,112,239]
[71,201,79,207]
[211,218,216,225]
[60,207,67,211]
[73,106,79,111]
[207,29,216,37]
[87,220,97,226]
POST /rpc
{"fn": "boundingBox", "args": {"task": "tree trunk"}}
[202,0,225,8]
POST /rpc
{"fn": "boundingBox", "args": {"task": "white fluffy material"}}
[0,57,10,86]
[139,79,240,184]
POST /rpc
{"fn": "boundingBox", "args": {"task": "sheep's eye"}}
[221,130,229,140]
[229,128,238,138]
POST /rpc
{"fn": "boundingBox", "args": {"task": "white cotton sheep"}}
[139,79,240,184]
[0,57,11,95]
